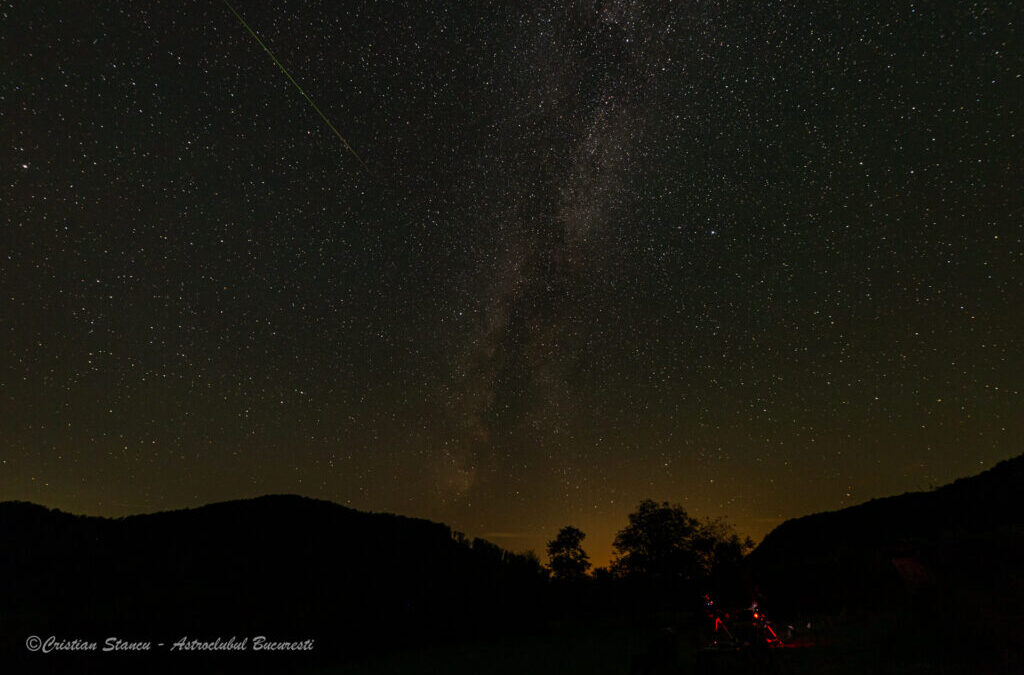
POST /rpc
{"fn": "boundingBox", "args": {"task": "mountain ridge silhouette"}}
[0,492,548,668]
[747,452,1024,633]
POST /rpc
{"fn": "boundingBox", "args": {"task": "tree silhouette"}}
[611,499,751,584]
[611,500,702,582]
[694,517,754,574]
[546,525,592,580]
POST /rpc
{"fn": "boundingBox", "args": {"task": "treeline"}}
[545,499,754,611]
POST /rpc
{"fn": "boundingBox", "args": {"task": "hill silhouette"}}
[0,495,547,671]
[4,461,1022,674]
[748,453,1024,652]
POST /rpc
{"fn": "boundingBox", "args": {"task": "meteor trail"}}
[222,0,372,175]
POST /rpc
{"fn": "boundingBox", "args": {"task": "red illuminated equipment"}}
[702,595,784,649]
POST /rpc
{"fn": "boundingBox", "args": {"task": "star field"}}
[3,1,1022,565]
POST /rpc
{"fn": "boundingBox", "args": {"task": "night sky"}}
[3,1,1021,566]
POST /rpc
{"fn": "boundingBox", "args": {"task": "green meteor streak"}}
[223,0,371,175]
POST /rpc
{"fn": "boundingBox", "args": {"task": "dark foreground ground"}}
[328,607,1022,675]
[6,605,1021,675]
